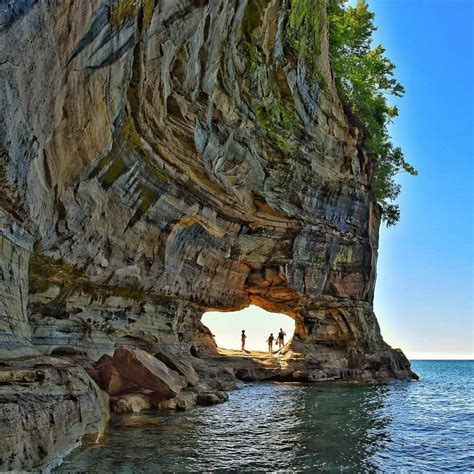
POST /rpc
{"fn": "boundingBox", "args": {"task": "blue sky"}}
[204,306,295,352]
[370,0,473,359]
[205,0,473,358]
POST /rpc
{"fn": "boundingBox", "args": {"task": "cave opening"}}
[202,305,295,353]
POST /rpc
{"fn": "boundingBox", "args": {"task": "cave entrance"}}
[202,305,295,353]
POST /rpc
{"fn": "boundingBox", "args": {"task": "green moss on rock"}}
[110,0,140,28]
[123,113,149,159]
[29,254,151,301]
[123,112,167,184]
[100,156,127,188]
[241,0,271,40]
[136,184,158,219]
[142,0,154,28]
[110,0,155,29]
[29,255,86,295]
[89,154,113,179]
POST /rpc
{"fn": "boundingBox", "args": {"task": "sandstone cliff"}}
[0,0,415,469]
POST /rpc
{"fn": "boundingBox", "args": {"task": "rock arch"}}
[0,0,415,384]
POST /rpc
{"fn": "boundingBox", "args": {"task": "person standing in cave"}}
[267,333,275,352]
[277,328,286,350]
[241,330,247,351]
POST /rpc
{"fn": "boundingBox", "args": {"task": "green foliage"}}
[240,1,271,73]
[240,1,299,154]
[241,0,271,40]
[327,0,417,225]
[254,101,297,153]
[287,0,324,62]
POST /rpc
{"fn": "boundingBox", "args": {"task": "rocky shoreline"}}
[0,343,416,471]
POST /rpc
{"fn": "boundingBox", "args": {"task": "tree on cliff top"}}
[328,0,417,226]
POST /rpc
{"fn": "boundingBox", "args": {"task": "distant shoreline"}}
[410,359,473,361]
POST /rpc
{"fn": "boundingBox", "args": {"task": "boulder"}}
[99,362,138,396]
[204,378,240,392]
[95,354,113,367]
[308,368,341,382]
[113,346,186,399]
[113,394,151,413]
[85,367,101,385]
[196,392,228,406]
[194,383,229,406]
[93,353,138,395]
[154,391,197,411]
[153,350,199,386]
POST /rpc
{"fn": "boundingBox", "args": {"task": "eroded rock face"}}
[0,1,416,466]
[0,356,109,471]
[0,215,35,358]
[1,0,413,378]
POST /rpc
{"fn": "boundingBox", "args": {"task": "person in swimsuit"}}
[241,330,247,351]
[277,328,286,350]
[267,333,274,352]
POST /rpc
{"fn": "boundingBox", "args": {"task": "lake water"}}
[57,360,473,472]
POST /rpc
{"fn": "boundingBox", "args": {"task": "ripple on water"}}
[57,360,474,473]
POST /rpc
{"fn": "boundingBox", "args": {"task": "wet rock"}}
[235,367,282,381]
[308,369,340,382]
[214,380,240,391]
[196,393,221,406]
[199,376,240,392]
[112,393,151,413]
[196,390,229,406]
[193,382,229,406]
[154,391,197,411]
[115,415,161,427]
[113,346,186,399]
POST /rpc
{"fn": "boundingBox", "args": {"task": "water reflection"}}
[57,361,474,472]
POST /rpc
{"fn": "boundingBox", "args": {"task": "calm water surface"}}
[58,360,474,472]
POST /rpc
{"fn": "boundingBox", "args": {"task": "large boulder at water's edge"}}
[153,350,199,386]
[95,354,140,396]
[113,346,186,399]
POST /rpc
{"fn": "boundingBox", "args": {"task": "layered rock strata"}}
[0,356,109,471]
[0,0,416,469]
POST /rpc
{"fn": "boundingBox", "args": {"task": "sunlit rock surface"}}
[0,0,415,469]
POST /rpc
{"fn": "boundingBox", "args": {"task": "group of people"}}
[240,328,287,353]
